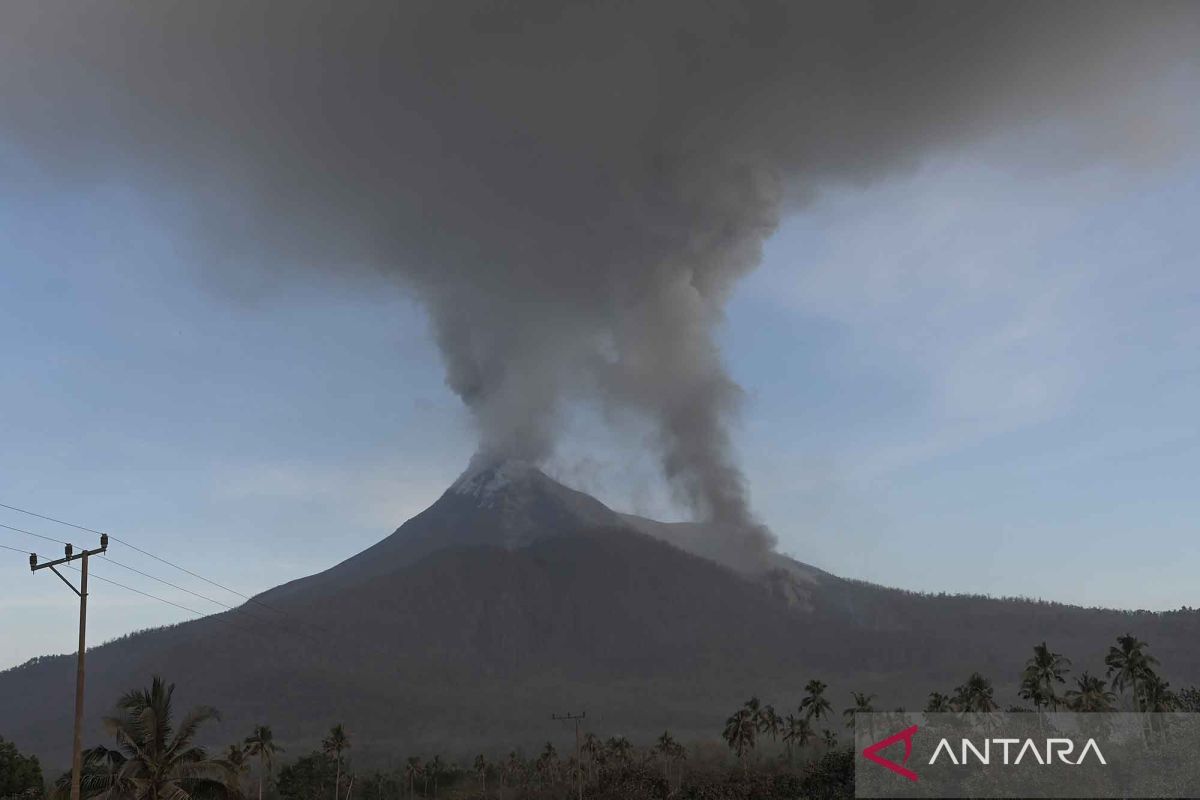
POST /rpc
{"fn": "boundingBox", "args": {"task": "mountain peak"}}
[450,455,544,505]
[263,456,823,605]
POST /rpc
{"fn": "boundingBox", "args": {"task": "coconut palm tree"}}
[1106,633,1160,711]
[243,726,283,800]
[604,737,632,768]
[652,731,685,788]
[65,746,130,799]
[670,737,686,787]
[402,757,422,800]
[534,744,557,786]
[758,704,782,744]
[426,755,444,798]
[924,692,952,713]
[821,729,838,749]
[722,708,756,773]
[224,745,248,799]
[581,734,601,785]
[843,691,876,729]
[364,772,389,800]
[781,715,813,764]
[952,673,998,712]
[503,752,523,790]
[473,754,487,796]
[1065,672,1115,712]
[800,680,832,725]
[321,725,350,800]
[1141,673,1177,712]
[1021,642,1071,713]
[89,675,232,800]
[1018,673,1045,714]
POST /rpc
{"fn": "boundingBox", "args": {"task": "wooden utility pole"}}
[31,534,108,800]
[552,711,586,800]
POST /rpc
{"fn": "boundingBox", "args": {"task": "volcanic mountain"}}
[3,459,1199,768]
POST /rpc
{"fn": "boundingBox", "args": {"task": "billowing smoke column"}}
[1,2,1196,562]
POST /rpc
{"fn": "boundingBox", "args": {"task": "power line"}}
[10,552,316,646]
[82,565,320,642]
[0,502,104,536]
[7,547,212,619]
[97,554,272,620]
[0,501,288,614]
[54,560,264,637]
[108,534,263,604]
[0,521,71,546]
[78,568,213,618]
[0,499,331,639]
[99,538,330,638]
[0,499,283,612]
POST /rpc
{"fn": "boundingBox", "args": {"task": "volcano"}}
[3,460,1199,767]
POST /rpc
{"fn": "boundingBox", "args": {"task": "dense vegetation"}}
[0,737,43,800]
[3,633,1196,800]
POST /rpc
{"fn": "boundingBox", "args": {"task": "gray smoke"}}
[2,1,1197,562]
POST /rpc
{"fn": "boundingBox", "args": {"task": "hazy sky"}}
[2,119,1197,670]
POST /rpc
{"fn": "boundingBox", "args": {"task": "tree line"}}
[1,633,1196,800]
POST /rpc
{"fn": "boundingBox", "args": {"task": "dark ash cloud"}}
[2,1,1196,563]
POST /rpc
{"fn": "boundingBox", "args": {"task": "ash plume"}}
[2,2,1197,562]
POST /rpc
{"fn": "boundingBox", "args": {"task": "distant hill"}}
[3,458,1198,770]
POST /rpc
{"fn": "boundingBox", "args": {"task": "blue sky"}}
[2,136,1198,671]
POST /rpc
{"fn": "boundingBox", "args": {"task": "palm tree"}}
[821,729,838,749]
[426,755,444,798]
[843,691,876,729]
[654,731,674,785]
[924,692,951,713]
[653,731,685,788]
[365,772,389,800]
[1141,673,1176,712]
[1018,673,1045,714]
[402,757,422,800]
[1065,672,1116,712]
[91,675,232,800]
[224,745,249,799]
[800,680,832,725]
[1021,642,1071,713]
[581,734,601,785]
[322,725,350,800]
[669,737,686,787]
[1106,633,1160,711]
[244,725,283,800]
[65,746,129,799]
[534,744,557,786]
[604,737,632,768]
[1140,673,1178,743]
[952,673,998,712]
[503,752,523,790]
[758,704,782,744]
[781,715,813,764]
[473,754,487,796]
[722,708,756,773]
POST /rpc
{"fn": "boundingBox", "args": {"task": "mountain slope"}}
[2,460,1198,769]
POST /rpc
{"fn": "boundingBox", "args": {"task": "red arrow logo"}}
[862,724,919,782]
